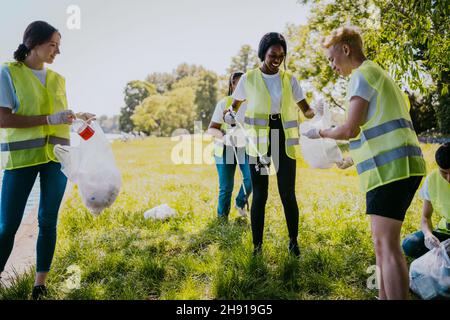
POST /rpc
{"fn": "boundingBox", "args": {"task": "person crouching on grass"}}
[302,26,426,299]
[402,143,450,258]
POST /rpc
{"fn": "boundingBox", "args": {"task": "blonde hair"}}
[322,26,363,51]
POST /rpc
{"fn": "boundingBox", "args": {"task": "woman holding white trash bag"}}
[302,26,426,300]
[223,32,316,257]
[0,21,95,300]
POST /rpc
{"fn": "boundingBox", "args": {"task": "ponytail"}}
[13,44,31,62]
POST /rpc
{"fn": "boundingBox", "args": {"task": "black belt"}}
[269,114,281,120]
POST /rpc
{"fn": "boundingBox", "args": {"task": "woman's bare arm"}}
[0,107,47,128]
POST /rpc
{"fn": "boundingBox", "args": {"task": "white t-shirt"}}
[419,175,431,201]
[347,68,377,122]
[31,68,47,86]
[210,97,247,129]
[232,71,305,115]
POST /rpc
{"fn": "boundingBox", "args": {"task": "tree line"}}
[119,0,449,136]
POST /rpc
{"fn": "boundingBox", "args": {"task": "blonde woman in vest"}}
[0,21,94,299]
[207,72,252,221]
[303,26,427,299]
[224,33,315,256]
[402,143,450,258]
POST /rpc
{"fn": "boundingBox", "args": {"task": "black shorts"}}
[366,176,423,222]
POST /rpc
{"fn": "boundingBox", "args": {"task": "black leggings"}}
[249,117,299,247]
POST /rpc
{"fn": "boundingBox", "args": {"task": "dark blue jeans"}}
[215,146,252,217]
[0,161,67,273]
[402,230,450,259]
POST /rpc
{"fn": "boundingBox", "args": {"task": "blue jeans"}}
[402,230,450,259]
[0,161,67,273]
[215,146,252,217]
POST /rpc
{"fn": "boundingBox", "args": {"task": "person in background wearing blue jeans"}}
[402,143,450,258]
[207,72,252,221]
[0,21,94,300]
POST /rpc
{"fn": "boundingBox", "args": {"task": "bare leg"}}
[35,272,48,286]
[371,215,409,300]
[375,259,387,300]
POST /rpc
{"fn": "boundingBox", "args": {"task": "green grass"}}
[0,138,440,300]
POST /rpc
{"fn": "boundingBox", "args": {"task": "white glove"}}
[302,127,322,139]
[223,110,236,125]
[47,110,76,125]
[424,233,441,250]
[76,112,96,123]
[336,157,354,169]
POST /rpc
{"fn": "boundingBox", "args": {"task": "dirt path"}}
[2,206,38,286]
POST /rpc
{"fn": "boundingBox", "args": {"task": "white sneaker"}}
[235,203,247,218]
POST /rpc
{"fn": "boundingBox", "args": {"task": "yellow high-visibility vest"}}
[348,60,426,192]
[428,169,450,234]
[0,62,70,170]
[243,68,301,159]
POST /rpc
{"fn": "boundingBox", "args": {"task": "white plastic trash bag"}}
[409,239,450,300]
[54,120,122,215]
[299,107,343,169]
[144,204,177,220]
[224,127,247,148]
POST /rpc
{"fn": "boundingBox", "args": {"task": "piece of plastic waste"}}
[299,104,343,169]
[224,127,247,148]
[54,120,122,215]
[409,239,450,300]
[77,122,95,141]
[144,204,177,220]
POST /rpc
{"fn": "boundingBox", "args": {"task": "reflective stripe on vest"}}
[356,145,423,175]
[283,120,299,129]
[286,138,300,147]
[347,60,426,192]
[1,62,70,169]
[243,68,301,159]
[0,136,70,152]
[350,118,415,150]
[244,117,269,127]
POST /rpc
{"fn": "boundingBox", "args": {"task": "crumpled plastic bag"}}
[409,239,450,300]
[223,127,247,148]
[54,121,122,215]
[144,204,177,220]
[299,104,343,169]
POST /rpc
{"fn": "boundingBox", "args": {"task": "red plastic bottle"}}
[78,123,95,140]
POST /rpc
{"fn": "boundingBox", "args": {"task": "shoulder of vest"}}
[47,68,65,80]
[219,96,230,103]
[4,61,24,69]
[429,169,441,180]
[280,70,293,80]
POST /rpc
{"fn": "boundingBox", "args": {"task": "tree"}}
[290,0,450,133]
[194,70,218,128]
[119,80,156,133]
[145,72,176,94]
[227,45,260,74]
[170,66,219,129]
[131,87,197,136]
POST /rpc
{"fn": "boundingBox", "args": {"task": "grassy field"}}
[0,137,440,300]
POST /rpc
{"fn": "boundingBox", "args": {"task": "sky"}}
[1,0,311,116]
